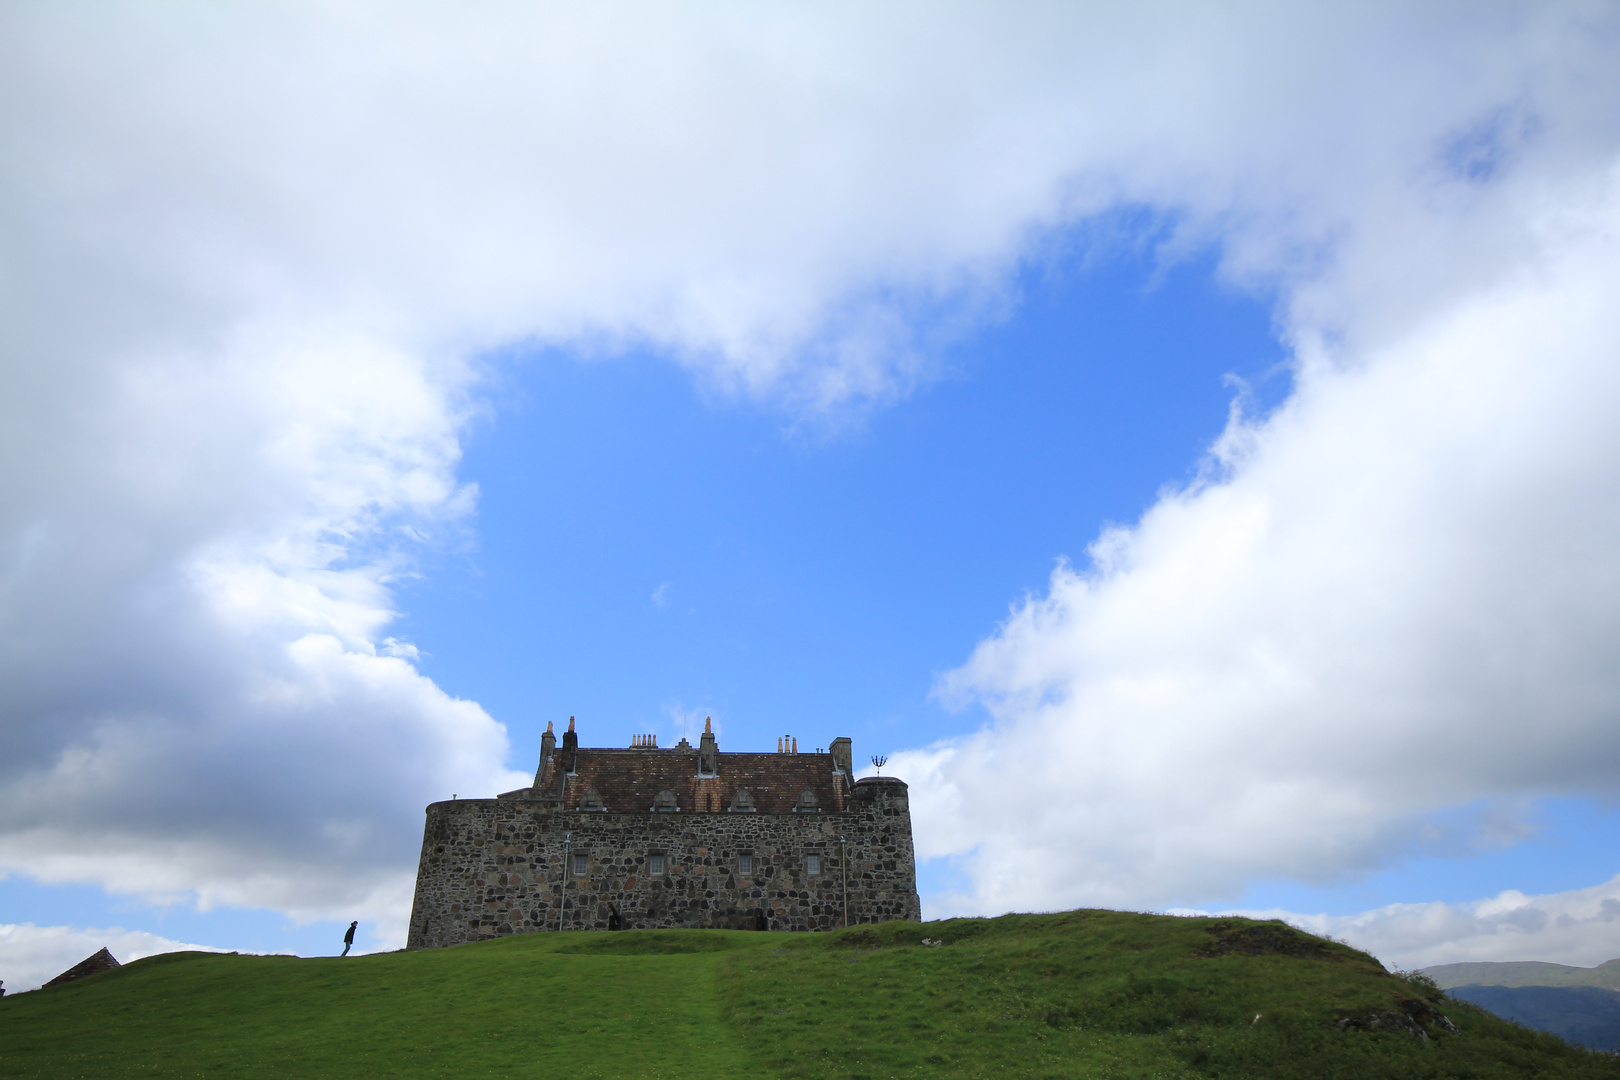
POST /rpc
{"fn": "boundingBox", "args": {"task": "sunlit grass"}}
[2,911,1614,1079]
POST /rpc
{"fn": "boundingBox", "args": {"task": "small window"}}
[806,854,821,876]
[572,853,588,876]
[739,854,753,875]
[649,854,666,876]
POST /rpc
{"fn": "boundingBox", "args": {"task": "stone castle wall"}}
[407,776,919,948]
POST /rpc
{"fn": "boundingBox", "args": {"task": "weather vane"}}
[871,754,887,775]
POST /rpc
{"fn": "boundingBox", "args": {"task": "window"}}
[806,854,821,876]
[649,854,666,876]
[739,854,753,875]
[572,853,588,876]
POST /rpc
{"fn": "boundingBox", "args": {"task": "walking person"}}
[341,921,357,957]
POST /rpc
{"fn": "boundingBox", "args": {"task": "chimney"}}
[562,716,579,774]
[698,716,718,775]
[829,737,852,776]
[534,720,557,788]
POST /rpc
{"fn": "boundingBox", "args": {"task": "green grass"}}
[3,911,1616,1079]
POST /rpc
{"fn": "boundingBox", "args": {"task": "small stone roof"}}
[44,947,120,988]
[536,747,846,814]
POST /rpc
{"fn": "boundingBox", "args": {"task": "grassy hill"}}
[4,910,1617,1079]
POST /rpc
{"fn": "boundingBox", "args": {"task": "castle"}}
[406,718,921,948]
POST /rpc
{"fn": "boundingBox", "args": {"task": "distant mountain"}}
[1447,984,1620,1052]
[1422,958,1620,990]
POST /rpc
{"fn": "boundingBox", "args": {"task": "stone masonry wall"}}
[407,777,919,949]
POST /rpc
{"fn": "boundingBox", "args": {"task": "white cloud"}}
[0,922,225,994]
[908,164,1620,916]
[0,316,528,938]
[1209,874,1620,971]
[2,2,1618,940]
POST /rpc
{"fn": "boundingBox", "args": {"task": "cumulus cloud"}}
[2,1,1618,947]
[0,923,225,994]
[1225,875,1620,971]
[906,136,1620,923]
[0,328,528,940]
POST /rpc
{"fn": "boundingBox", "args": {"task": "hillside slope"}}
[2,911,1616,1079]
[1448,985,1620,1052]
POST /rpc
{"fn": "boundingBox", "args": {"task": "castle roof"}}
[534,742,848,814]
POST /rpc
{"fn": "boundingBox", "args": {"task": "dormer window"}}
[794,788,820,813]
[729,786,756,812]
[652,789,679,813]
[578,785,605,811]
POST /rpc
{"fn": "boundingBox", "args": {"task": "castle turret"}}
[698,716,718,775]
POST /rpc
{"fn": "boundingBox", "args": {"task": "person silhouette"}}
[342,921,357,956]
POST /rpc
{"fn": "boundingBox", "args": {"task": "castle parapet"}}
[850,775,909,810]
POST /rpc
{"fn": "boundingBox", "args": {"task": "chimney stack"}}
[534,720,557,788]
[698,716,718,775]
[829,737,852,776]
[561,716,579,774]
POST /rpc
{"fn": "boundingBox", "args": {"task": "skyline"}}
[4,2,1620,991]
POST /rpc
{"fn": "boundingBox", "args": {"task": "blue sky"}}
[5,3,1620,990]
[402,249,1285,762]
